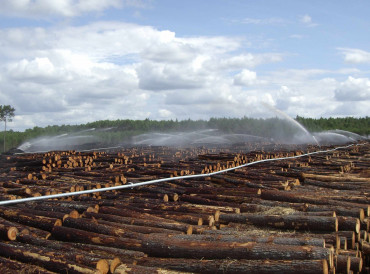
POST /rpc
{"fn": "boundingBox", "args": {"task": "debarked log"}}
[219,213,338,232]
[139,234,333,262]
[136,257,329,274]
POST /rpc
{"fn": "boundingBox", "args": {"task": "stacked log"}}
[0,141,368,273]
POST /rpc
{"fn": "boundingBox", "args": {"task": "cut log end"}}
[7,227,18,241]
[96,259,109,274]
[110,257,121,273]
[322,259,329,274]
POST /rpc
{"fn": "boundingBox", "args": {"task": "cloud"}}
[233,69,257,86]
[335,76,370,101]
[300,14,318,27]
[338,48,370,64]
[0,0,146,18]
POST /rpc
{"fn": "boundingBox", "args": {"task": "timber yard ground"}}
[0,141,369,273]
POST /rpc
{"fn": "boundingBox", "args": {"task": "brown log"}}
[335,255,350,274]
[349,256,363,273]
[137,257,329,274]
[0,222,18,241]
[141,233,333,262]
[0,206,62,231]
[160,233,325,247]
[96,207,193,234]
[62,217,142,238]
[51,225,143,251]
[0,256,54,274]
[0,241,98,273]
[336,216,360,233]
[219,213,338,232]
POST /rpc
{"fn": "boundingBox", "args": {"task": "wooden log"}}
[160,233,325,247]
[137,257,329,274]
[0,206,62,232]
[0,241,98,274]
[337,216,360,233]
[335,255,350,274]
[0,256,54,274]
[0,223,18,240]
[62,217,142,239]
[51,225,143,251]
[219,213,338,232]
[97,207,193,234]
[349,256,363,273]
[140,234,333,261]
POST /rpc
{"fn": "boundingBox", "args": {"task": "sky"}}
[0,0,369,131]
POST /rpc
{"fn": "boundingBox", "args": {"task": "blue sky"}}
[0,0,369,131]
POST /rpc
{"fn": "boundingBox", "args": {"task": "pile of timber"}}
[0,141,369,273]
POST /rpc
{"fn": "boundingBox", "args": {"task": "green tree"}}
[0,105,15,152]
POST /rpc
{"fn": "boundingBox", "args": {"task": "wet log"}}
[160,233,325,247]
[112,263,173,274]
[0,206,62,231]
[0,256,54,274]
[219,213,338,232]
[137,257,329,274]
[97,207,193,234]
[51,225,143,251]
[62,217,142,238]
[140,234,333,262]
[0,222,18,240]
[0,241,98,274]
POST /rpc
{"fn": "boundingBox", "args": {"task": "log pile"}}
[0,141,369,273]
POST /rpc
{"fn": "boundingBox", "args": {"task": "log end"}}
[96,259,109,274]
[7,227,18,241]
[322,259,329,274]
[186,225,193,235]
[110,257,121,274]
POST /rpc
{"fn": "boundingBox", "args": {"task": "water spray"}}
[0,143,363,206]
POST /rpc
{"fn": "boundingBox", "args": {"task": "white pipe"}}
[0,143,363,206]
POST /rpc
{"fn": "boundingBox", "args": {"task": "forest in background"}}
[1,116,369,153]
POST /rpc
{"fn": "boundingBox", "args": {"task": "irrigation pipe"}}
[0,143,365,206]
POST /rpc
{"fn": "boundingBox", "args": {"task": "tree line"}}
[1,115,369,153]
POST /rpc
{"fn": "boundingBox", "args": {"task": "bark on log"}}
[158,233,325,247]
[0,256,54,274]
[140,234,333,261]
[0,241,98,274]
[0,223,18,240]
[137,257,329,274]
[0,206,62,231]
[51,225,143,251]
[219,213,338,232]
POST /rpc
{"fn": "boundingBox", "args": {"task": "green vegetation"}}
[0,105,16,152]
[0,116,369,153]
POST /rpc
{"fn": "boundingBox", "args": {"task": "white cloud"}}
[300,14,318,27]
[338,48,370,64]
[233,69,257,86]
[0,0,146,18]
[335,76,370,101]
